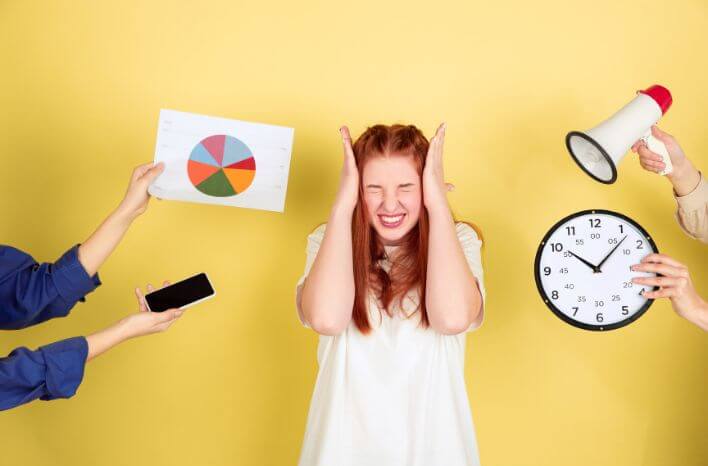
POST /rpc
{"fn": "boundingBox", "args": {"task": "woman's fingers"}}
[147,283,155,292]
[632,276,682,287]
[135,287,147,312]
[339,126,355,159]
[132,163,154,180]
[637,145,664,162]
[640,253,686,268]
[640,160,665,173]
[637,146,666,173]
[436,123,446,153]
[632,261,686,277]
[162,280,171,288]
[155,308,184,332]
[642,288,677,299]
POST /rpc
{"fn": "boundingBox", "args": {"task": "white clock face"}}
[534,210,659,331]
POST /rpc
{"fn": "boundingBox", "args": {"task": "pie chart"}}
[187,135,256,197]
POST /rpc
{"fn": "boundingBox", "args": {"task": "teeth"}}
[380,215,404,224]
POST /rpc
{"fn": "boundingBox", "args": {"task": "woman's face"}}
[362,154,422,246]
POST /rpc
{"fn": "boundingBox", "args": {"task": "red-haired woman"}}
[295,123,485,465]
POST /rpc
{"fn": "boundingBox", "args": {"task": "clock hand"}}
[596,235,628,271]
[567,250,600,273]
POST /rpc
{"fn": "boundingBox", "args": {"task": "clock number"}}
[543,266,551,276]
[596,313,604,323]
[594,300,605,307]
[590,233,601,239]
[636,240,644,250]
[572,306,579,316]
[622,281,633,288]
[551,243,563,252]
[566,226,576,236]
[619,224,624,233]
[564,284,575,290]
[621,305,629,316]
[608,237,618,244]
[622,248,631,255]
[559,267,568,274]
[611,294,620,301]
[551,290,559,299]
[575,239,584,246]
[589,218,601,228]
[577,296,586,303]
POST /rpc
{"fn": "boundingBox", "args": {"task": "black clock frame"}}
[534,209,659,331]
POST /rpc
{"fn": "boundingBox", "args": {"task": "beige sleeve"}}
[294,224,327,327]
[674,173,708,244]
[456,222,486,331]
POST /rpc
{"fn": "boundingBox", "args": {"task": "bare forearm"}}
[85,320,129,361]
[677,299,708,332]
[300,206,355,333]
[425,207,482,334]
[78,207,136,276]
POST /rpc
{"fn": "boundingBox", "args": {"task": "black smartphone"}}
[144,273,216,312]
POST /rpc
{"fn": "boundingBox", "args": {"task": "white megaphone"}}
[566,84,673,184]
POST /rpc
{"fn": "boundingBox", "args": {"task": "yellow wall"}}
[1,1,706,465]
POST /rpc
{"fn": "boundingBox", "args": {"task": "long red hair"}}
[350,124,431,334]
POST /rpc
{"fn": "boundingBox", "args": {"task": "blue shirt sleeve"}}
[0,245,101,330]
[0,336,88,411]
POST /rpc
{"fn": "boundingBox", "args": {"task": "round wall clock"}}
[534,209,659,331]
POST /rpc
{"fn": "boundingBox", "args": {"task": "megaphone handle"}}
[641,130,673,176]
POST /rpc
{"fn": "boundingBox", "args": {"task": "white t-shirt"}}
[295,223,486,466]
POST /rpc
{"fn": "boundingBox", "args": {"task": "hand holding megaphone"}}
[631,125,683,176]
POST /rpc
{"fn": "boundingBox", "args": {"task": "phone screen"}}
[144,273,215,312]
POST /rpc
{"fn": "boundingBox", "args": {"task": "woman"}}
[0,162,184,410]
[295,124,485,465]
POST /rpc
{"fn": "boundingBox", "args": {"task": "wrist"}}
[330,201,355,221]
[112,204,140,225]
[426,202,453,221]
[114,317,137,342]
[667,160,700,197]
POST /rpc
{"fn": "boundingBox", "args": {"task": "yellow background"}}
[1,1,706,465]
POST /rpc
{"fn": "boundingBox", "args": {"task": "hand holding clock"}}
[632,254,708,331]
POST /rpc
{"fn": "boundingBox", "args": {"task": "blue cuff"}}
[38,336,89,400]
[51,245,101,306]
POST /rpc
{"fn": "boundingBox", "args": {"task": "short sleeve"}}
[456,223,486,330]
[295,224,327,327]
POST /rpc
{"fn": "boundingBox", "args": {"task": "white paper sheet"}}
[149,109,294,212]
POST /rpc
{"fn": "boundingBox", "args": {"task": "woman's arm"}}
[78,162,164,276]
[0,283,183,411]
[423,124,483,335]
[299,128,359,335]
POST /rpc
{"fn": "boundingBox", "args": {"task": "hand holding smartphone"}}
[144,273,216,312]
